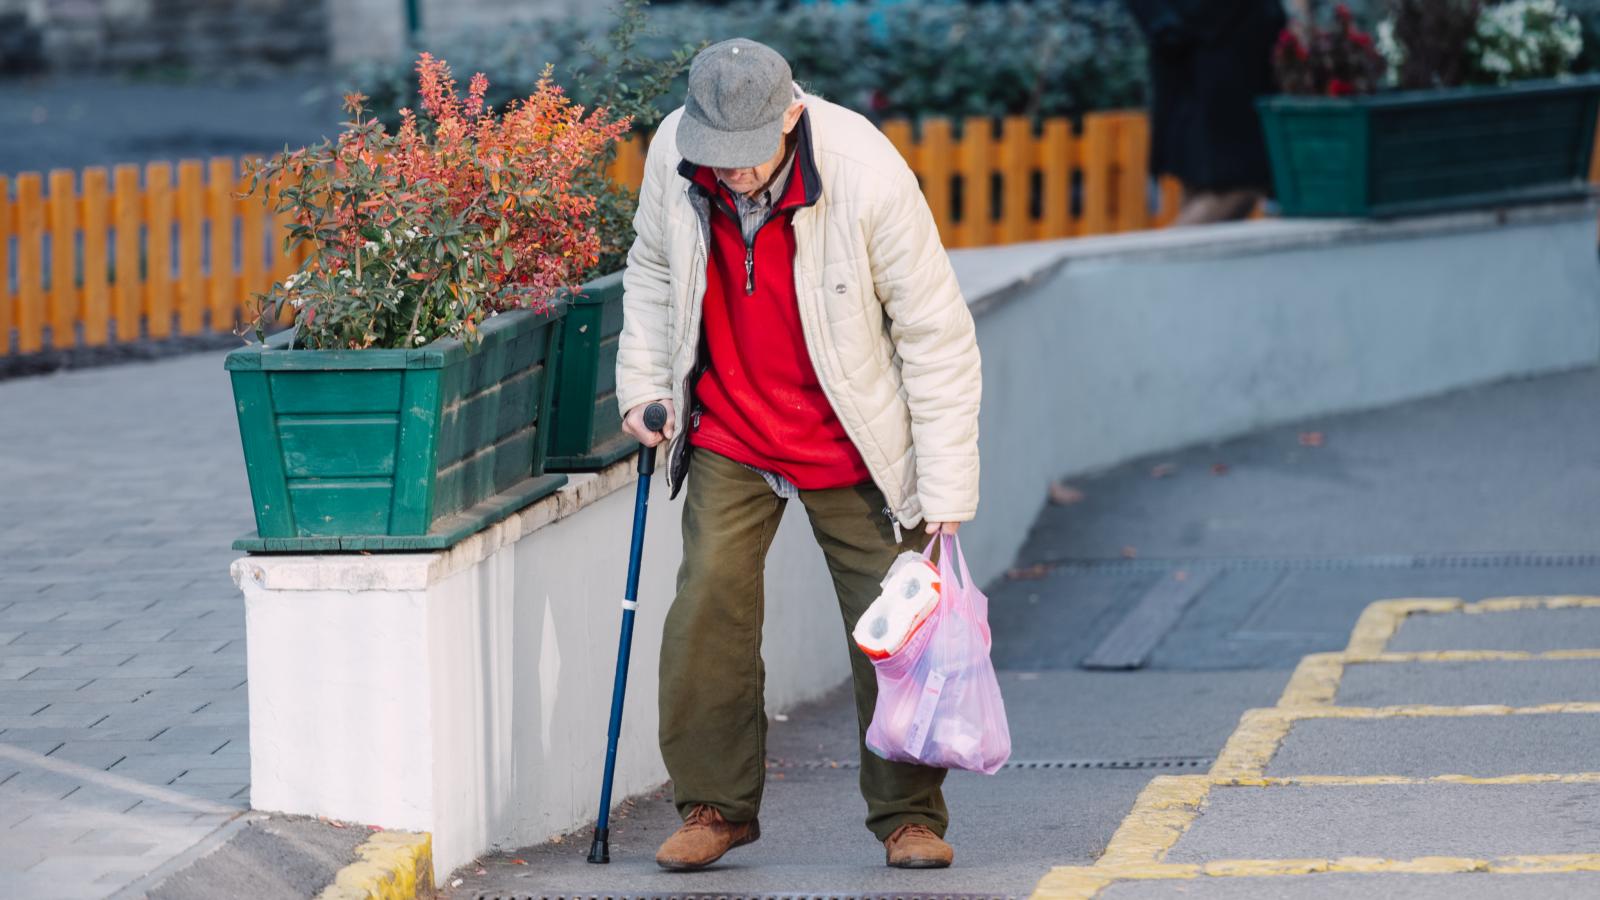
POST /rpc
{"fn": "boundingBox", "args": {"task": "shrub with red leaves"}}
[1275,4,1388,97]
[244,54,630,350]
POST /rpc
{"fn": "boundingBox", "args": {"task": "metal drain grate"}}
[1001,756,1210,770]
[477,894,1013,900]
[770,756,1210,772]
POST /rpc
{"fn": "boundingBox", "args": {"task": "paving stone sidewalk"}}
[0,351,255,898]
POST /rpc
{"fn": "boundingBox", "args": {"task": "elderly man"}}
[616,37,981,871]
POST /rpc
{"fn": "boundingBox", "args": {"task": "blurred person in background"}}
[1126,0,1291,224]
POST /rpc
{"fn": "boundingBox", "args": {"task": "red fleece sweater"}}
[685,161,871,490]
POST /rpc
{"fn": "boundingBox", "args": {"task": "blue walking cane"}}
[588,401,669,864]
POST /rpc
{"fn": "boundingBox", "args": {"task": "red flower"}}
[1326,78,1355,97]
[1334,3,1353,24]
[1350,31,1373,50]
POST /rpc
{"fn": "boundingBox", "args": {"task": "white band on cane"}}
[621,599,638,611]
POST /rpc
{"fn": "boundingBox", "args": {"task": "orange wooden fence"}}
[0,110,1178,357]
[604,110,1184,248]
[0,159,307,356]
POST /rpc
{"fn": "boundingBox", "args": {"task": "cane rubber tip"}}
[587,834,610,864]
[643,402,668,433]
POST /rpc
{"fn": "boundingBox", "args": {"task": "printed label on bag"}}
[905,669,947,758]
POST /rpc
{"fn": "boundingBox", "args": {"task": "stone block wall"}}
[2,0,330,74]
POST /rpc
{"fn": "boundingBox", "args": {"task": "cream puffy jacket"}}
[616,91,981,527]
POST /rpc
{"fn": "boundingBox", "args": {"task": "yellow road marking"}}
[1096,775,1212,868]
[1030,595,1600,899]
[1278,653,1344,706]
[1363,649,1600,662]
[1234,773,1600,787]
[1212,709,1294,780]
[1344,598,1461,655]
[1034,855,1600,899]
[1280,649,1600,709]
[1467,596,1600,613]
[1215,704,1600,779]
[1343,596,1600,657]
[317,831,433,900]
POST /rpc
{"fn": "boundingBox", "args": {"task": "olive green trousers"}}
[658,449,949,841]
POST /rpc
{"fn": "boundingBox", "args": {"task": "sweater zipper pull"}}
[885,506,902,545]
[744,245,755,296]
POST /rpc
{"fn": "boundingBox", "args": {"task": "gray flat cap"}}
[678,38,794,169]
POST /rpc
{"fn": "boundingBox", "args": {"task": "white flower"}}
[1376,19,1404,84]
[1470,0,1583,82]
[364,241,379,252]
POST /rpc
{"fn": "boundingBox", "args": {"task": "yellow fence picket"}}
[1118,113,1151,232]
[1592,111,1600,184]
[920,118,956,247]
[209,157,237,329]
[48,169,77,349]
[239,170,267,326]
[176,160,205,335]
[112,165,142,342]
[1156,176,1183,228]
[1038,119,1073,240]
[269,179,295,285]
[881,120,914,169]
[1080,114,1114,237]
[81,168,110,346]
[1000,117,1032,246]
[16,174,45,354]
[610,138,646,191]
[0,177,10,355]
[146,163,174,339]
[958,116,992,249]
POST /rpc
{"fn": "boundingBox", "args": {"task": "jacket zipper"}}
[720,188,780,298]
[884,506,903,544]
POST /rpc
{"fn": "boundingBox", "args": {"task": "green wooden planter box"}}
[226,307,568,552]
[1259,76,1600,218]
[545,271,638,471]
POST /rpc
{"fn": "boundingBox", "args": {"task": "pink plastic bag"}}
[864,535,1011,774]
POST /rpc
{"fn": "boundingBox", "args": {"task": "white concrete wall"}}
[238,200,1600,881]
[238,468,852,879]
[951,203,1600,586]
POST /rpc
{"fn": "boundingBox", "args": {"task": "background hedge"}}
[348,0,1149,127]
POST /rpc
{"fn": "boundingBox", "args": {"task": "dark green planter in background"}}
[545,270,638,472]
[227,307,568,552]
[1259,76,1600,218]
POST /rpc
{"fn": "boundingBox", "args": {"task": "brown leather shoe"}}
[655,804,760,871]
[884,823,953,868]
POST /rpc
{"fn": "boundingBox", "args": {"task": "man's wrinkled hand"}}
[623,399,677,448]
